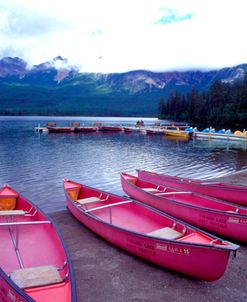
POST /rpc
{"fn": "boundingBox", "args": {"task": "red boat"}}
[121,173,247,242]
[47,127,75,133]
[0,185,76,302]
[74,127,98,132]
[137,170,247,206]
[98,126,122,132]
[64,179,239,281]
[47,122,75,133]
[123,127,132,133]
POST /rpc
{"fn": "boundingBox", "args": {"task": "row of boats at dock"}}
[35,122,247,141]
[1,169,247,301]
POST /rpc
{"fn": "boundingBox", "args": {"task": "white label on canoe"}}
[156,243,190,255]
[228,217,247,224]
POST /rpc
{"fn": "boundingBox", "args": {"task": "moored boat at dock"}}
[163,126,191,138]
[193,128,247,141]
[64,179,239,281]
[74,126,98,132]
[47,122,75,133]
[98,125,122,132]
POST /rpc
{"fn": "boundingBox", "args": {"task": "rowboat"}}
[47,127,75,133]
[0,185,76,302]
[163,127,191,138]
[74,127,98,132]
[137,170,247,206]
[121,173,247,242]
[98,126,122,132]
[64,179,239,281]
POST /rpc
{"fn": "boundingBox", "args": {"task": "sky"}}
[0,0,247,73]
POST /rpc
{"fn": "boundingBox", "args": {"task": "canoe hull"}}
[138,170,247,206]
[0,270,34,302]
[122,174,247,242]
[65,184,236,282]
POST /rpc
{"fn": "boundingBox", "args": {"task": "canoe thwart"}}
[85,200,132,213]
[142,188,162,193]
[0,210,26,216]
[201,182,222,185]
[155,191,192,196]
[10,265,62,289]
[0,221,51,227]
[147,227,183,240]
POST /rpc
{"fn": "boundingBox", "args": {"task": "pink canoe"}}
[0,185,76,302]
[64,179,239,281]
[137,170,247,206]
[121,173,247,242]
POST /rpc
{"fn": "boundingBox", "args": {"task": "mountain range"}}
[0,56,246,116]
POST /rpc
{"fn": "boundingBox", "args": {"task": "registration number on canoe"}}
[156,243,190,256]
[228,217,247,224]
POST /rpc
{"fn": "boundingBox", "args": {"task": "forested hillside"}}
[158,74,247,128]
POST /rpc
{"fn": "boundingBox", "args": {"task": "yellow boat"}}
[163,126,191,138]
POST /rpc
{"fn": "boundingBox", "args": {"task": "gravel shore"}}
[50,171,247,302]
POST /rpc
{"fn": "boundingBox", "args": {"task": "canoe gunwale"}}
[129,176,247,218]
[122,173,247,242]
[0,267,36,302]
[64,180,239,252]
[137,169,247,191]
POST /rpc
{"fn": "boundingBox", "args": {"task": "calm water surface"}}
[0,116,247,212]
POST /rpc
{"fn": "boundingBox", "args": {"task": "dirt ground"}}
[50,170,247,302]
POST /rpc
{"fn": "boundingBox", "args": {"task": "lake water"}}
[0,116,247,213]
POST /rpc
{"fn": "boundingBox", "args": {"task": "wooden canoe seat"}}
[77,197,101,205]
[0,210,26,216]
[148,227,183,240]
[10,265,62,289]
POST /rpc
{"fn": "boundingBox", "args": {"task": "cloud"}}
[0,0,247,73]
[0,4,72,37]
[155,9,195,26]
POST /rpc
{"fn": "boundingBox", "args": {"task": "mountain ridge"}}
[0,57,247,116]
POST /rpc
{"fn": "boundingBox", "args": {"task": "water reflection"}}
[0,116,246,212]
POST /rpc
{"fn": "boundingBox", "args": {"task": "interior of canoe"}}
[126,175,246,214]
[0,189,71,302]
[66,181,231,247]
[141,171,247,190]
